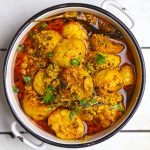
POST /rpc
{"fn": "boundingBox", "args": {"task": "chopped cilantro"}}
[96,52,106,64]
[47,86,55,92]
[17,44,25,51]
[47,52,53,58]
[69,111,76,120]
[12,86,19,93]
[70,58,81,66]
[80,99,87,105]
[89,99,97,104]
[40,22,48,29]
[80,99,88,108]
[113,103,124,112]
[43,93,55,103]
[22,75,31,83]
[69,107,79,120]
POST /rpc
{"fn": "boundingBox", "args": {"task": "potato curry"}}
[13,11,135,140]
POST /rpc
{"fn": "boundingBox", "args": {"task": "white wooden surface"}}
[0,0,150,149]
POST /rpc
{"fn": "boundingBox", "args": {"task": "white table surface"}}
[0,0,150,149]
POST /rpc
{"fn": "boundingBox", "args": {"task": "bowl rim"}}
[3,3,146,148]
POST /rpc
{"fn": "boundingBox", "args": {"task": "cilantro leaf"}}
[17,44,25,51]
[12,86,19,93]
[47,86,55,92]
[96,52,106,64]
[47,52,53,58]
[70,58,81,66]
[43,93,55,103]
[80,99,87,105]
[69,111,76,120]
[80,99,88,108]
[113,103,124,112]
[22,75,31,83]
[40,22,48,29]
[69,107,79,120]
[89,99,97,104]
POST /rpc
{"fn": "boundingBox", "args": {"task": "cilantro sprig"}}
[17,44,25,51]
[96,52,106,64]
[22,75,31,83]
[42,86,55,103]
[12,86,19,93]
[69,107,79,120]
[113,103,124,112]
[70,58,81,66]
[43,93,55,103]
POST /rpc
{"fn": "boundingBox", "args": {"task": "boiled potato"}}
[52,38,86,67]
[120,65,135,86]
[94,105,122,128]
[22,95,54,120]
[62,22,87,40]
[87,51,121,70]
[33,69,45,95]
[48,109,84,140]
[34,30,62,53]
[91,34,124,54]
[60,68,94,100]
[93,69,123,94]
[102,53,120,69]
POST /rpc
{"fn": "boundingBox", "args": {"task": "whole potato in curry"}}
[22,95,54,120]
[120,65,135,86]
[48,109,84,140]
[33,64,60,95]
[93,69,123,94]
[60,68,94,100]
[52,38,86,67]
[34,30,62,54]
[79,93,122,122]
[94,104,123,128]
[62,22,87,40]
[91,34,124,54]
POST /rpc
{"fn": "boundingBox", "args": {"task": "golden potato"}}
[22,95,53,120]
[91,34,124,54]
[60,68,94,100]
[120,65,135,86]
[34,30,62,53]
[33,69,45,95]
[52,38,86,67]
[94,105,122,128]
[101,53,120,69]
[87,51,121,70]
[62,22,87,40]
[48,109,84,140]
[93,69,123,94]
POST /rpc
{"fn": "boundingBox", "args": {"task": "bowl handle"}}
[11,121,46,150]
[101,0,135,29]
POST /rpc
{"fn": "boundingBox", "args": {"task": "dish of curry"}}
[13,11,135,140]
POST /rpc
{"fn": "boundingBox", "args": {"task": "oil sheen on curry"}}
[13,11,136,140]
